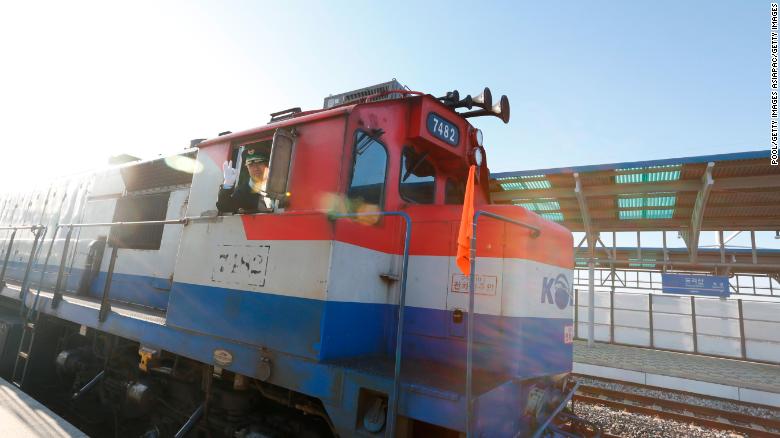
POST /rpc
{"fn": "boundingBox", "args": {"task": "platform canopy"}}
[490,150,780,234]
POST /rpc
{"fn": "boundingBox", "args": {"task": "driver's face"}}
[246,161,267,179]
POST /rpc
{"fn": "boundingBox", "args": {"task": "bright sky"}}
[0,1,766,181]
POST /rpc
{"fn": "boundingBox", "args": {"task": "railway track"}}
[573,384,780,437]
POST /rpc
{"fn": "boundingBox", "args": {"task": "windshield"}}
[399,146,436,204]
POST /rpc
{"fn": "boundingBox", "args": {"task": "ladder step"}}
[17,351,29,360]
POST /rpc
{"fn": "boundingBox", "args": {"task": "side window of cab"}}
[399,146,435,204]
[347,131,388,211]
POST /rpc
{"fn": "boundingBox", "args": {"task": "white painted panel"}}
[614,309,650,329]
[614,327,651,346]
[404,255,448,310]
[697,334,742,358]
[645,374,740,399]
[447,257,503,316]
[652,294,691,314]
[739,388,780,408]
[744,320,780,342]
[613,293,649,311]
[89,169,125,197]
[695,315,741,337]
[746,340,780,363]
[576,323,610,341]
[573,362,646,384]
[175,218,333,300]
[186,144,228,216]
[576,306,610,324]
[653,330,693,351]
[575,290,611,308]
[330,241,398,306]
[694,298,739,318]
[742,301,780,323]
[500,258,572,319]
[653,312,692,332]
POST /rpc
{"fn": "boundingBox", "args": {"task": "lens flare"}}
[164,155,203,174]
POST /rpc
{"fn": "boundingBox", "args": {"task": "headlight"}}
[472,128,483,147]
[470,147,484,167]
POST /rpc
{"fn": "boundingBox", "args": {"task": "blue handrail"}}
[466,211,540,437]
[330,211,412,438]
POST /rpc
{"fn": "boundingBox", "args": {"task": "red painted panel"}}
[240,204,573,269]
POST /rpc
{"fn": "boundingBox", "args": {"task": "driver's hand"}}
[222,160,238,188]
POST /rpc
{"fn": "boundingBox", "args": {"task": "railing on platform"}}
[574,267,780,297]
[466,211,540,437]
[573,288,780,365]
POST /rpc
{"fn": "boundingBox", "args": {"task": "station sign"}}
[661,273,730,297]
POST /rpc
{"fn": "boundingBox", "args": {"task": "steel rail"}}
[574,384,780,437]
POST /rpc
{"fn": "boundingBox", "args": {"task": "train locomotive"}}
[0,81,577,437]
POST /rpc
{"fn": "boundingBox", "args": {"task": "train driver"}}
[216,150,271,213]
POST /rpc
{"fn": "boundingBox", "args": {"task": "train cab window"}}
[445,178,466,204]
[217,141,272,214]
[347,131,388,209]
[399,147,435,204]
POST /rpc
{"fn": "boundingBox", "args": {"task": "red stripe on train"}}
[241,205,574,269]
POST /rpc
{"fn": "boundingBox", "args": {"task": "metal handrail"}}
[330,211,412,438]
[41,219,188,319]
[528,379,580,438]
[0,225,45,230]
[466,211,541,437]
[0,225,46,297]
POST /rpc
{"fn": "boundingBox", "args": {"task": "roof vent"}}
[323,79,404,109]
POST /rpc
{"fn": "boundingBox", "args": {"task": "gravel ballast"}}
[573,403,746,438]
[576,376,780,420]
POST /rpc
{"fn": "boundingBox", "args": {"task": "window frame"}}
[109,191,171,250]
[346,129,390,210]
[398,145,437,205]
[445,177,466,205]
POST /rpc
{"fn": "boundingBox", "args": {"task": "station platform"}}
[0,378,86,437]
[573,340,780,408]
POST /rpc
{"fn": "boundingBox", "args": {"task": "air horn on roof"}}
[454,87,492,110]
[462,94,510,124]
[438,87,510,123]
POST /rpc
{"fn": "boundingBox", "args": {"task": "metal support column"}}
[587,240,595,348]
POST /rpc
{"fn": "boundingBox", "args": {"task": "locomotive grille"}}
[323,79,404,109]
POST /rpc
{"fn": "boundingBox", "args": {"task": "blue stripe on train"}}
[1,261,170,309]
[166,281,572,377]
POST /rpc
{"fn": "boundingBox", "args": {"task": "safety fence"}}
[573,289,780,364]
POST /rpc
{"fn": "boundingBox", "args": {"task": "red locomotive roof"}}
[196,104,356,148]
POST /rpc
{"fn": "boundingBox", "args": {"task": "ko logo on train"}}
[540,274,572,310]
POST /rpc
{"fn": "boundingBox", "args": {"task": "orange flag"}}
[456,165,476,276]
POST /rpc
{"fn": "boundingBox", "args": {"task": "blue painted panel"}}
[87,271,171,308]
[474,379,524,436]
[320,300,396,360]
[166,282,325,359]
[402,306,572,378]
[11,276,572,436]
[662,273,730,297]
[2,261,170,309]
